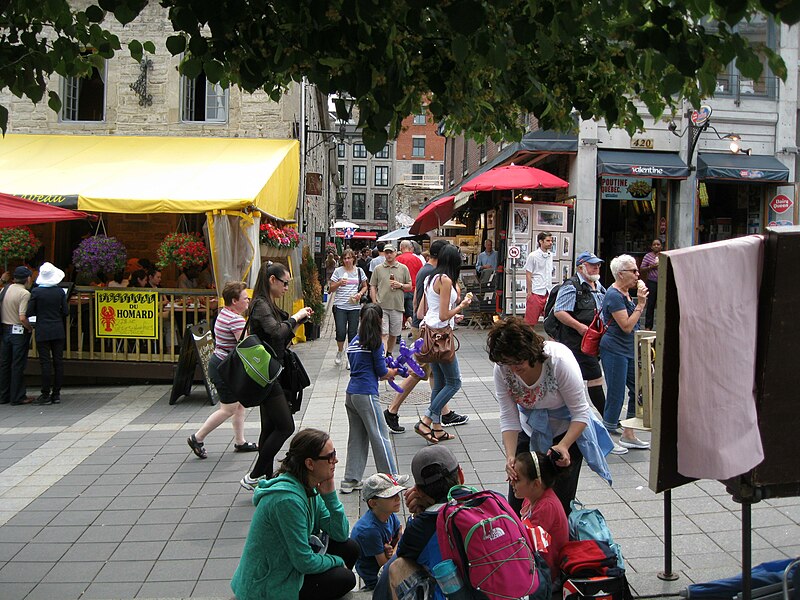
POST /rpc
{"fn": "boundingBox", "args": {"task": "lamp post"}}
[669,105,751,169]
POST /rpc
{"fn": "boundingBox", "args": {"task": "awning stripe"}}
[697,153,790,182]
[597,150,689,179]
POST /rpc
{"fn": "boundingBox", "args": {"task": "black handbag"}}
[280,347,311,414]
[217,316,283,408]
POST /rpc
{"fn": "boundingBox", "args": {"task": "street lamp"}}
[306,94,357,152]
[668,105,750,168]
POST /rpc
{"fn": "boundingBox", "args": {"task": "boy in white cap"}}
[350,473,407,590]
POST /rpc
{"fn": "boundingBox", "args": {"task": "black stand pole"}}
[658,489,679,581]
[742,500,752,600]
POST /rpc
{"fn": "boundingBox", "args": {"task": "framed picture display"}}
[511,206,532,236]
[560,261,572,282]
[505,297,527,315]
[561,234,572,259]
[506,273,528,296]
[534,204,568,232]
[551,260,559,284]
[549,233,559,256]
[486,209,496,229]
[507,242,529,270]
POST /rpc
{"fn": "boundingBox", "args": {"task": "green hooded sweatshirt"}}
[230,473,350,600]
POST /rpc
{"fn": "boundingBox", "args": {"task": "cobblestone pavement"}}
[1,316,798,599]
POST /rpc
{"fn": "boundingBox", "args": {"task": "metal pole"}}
[658,489,679,581]
[743,500,752,600]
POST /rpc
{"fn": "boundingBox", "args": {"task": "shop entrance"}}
[599,177,670,277]
[697,181,763,244]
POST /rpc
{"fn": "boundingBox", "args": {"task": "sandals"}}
[432,429,455,442]
[187,434,207,459]
[234,441,259,453]
[414,421,438,444]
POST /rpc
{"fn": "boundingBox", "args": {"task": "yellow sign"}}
[95,291,160,339]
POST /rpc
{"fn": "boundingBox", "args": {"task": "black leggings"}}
[507,430,584,517]
[299,538,359,600]
[250,385,295,479]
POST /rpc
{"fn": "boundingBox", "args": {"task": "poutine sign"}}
[95,291,160,339]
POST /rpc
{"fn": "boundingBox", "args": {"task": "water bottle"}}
[432,559,470,598]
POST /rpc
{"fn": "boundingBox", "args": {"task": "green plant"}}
[0,226,41,264]
[300,245,325,325]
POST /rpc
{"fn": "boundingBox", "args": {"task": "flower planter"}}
[260,244,290,258]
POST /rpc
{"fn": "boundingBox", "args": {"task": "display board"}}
[169,321,220,406]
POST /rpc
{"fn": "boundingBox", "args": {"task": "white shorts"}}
[382,309,403,336]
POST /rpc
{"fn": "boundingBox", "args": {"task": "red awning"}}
[336,231,378,240]
[410,196,455,235]
[0,192,95,226]
[460,164,568,192]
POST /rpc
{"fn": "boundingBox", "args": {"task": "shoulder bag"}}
[580,311,607,357]
[280,347,311,413]
[416,278,459,364]
[217,314,283,408]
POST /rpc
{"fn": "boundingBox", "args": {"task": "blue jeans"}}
[601,351,636,430]
[333,306,360,344]
[0,328,31,404]
[426,357,461,423]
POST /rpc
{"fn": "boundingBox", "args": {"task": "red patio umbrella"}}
[460,164,568,192]
[0,193,95,226]
[409,195,455,235]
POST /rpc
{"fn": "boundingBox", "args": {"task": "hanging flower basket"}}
[259,222,300,249]
[156,233,209,270]
[72,235,127,276]
[0,226,42,265]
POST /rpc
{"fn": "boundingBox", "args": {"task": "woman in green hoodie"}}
[231,428,359,600]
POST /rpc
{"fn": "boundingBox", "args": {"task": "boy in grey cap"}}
[349,473,407,590]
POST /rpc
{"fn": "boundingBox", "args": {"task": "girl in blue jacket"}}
[340,303,400,494]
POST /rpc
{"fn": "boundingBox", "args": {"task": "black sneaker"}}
[384,409,405,434]
[441,411,470,427]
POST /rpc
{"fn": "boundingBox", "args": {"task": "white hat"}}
[36,262,65,287]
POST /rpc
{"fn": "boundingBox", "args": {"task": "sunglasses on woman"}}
[315,449,337,463]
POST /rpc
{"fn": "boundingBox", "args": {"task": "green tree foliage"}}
[1,0,796,150]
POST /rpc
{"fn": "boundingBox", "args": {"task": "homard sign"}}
[95,290,160,339]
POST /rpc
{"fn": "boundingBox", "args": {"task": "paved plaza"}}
[1,318,799,600]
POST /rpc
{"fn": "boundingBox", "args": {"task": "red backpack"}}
[436,486,539,600]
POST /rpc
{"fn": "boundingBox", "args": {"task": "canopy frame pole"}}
[511,188,517,316]
[658,489,679,581]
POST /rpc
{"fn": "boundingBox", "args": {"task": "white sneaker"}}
[610,443,629,455]
[240,474,262,491]
[334,351,343,366]
[619,437,650,450]
[339,479,364,494]
[345,361,350,370]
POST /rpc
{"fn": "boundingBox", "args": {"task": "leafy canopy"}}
[1,0,796,151]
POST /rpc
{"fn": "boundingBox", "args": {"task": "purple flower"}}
[72,236,127,276]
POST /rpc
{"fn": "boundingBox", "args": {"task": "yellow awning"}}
[0,133,299,219]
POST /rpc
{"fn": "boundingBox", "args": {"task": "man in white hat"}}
[26,263,69,405]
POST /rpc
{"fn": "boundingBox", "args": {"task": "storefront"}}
[695,152,792,243]
[596,150,689,270]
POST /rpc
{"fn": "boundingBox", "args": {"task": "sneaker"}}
[334,351,343,366]
[346,361,350,370]
[441,412,470,427]
[619,437,650,450]
[610,443,629,455]
[605,424,623,435]
[240,474,261,491]
[339,479,364,494]
[384,409,405,434]
[33,393,51,405]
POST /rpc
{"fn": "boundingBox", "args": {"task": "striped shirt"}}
[213,306,246,359]
[331,266,366,309]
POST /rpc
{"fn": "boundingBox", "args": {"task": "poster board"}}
[169,321,220,406]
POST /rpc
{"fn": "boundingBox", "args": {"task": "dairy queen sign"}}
[769,194,793,214]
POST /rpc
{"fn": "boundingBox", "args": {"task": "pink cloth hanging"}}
[667,235,764,480]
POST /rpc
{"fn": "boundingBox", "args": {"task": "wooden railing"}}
[30,287,219,363]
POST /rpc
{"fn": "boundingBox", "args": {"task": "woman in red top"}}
[512,450,569,576]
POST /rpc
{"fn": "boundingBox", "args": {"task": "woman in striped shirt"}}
[187,281,258,459]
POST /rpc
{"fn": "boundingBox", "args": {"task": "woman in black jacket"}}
[240,262,313,491]
[26,263,69,405]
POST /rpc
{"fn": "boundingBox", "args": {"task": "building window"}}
[374,166,389,186]
[61,62,106,122]
[373,145,390,159]
[336,196,346,219]
[462,140,469,175]
[708,16,778,98]
[411,164,425,180]
[353,143,367,158]
[337,165,345,186]
[413,107,426,125]
[479,143,487,163]
[374,194,388,220]
[337,143,346,158]
[352,193,366,219]
[448,139,455,184]
[353,165,366,186]
[412,137,426,157]
[181,74,228,122]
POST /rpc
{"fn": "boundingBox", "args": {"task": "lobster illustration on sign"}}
[385,338,426,393]
[100,306,117,332]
